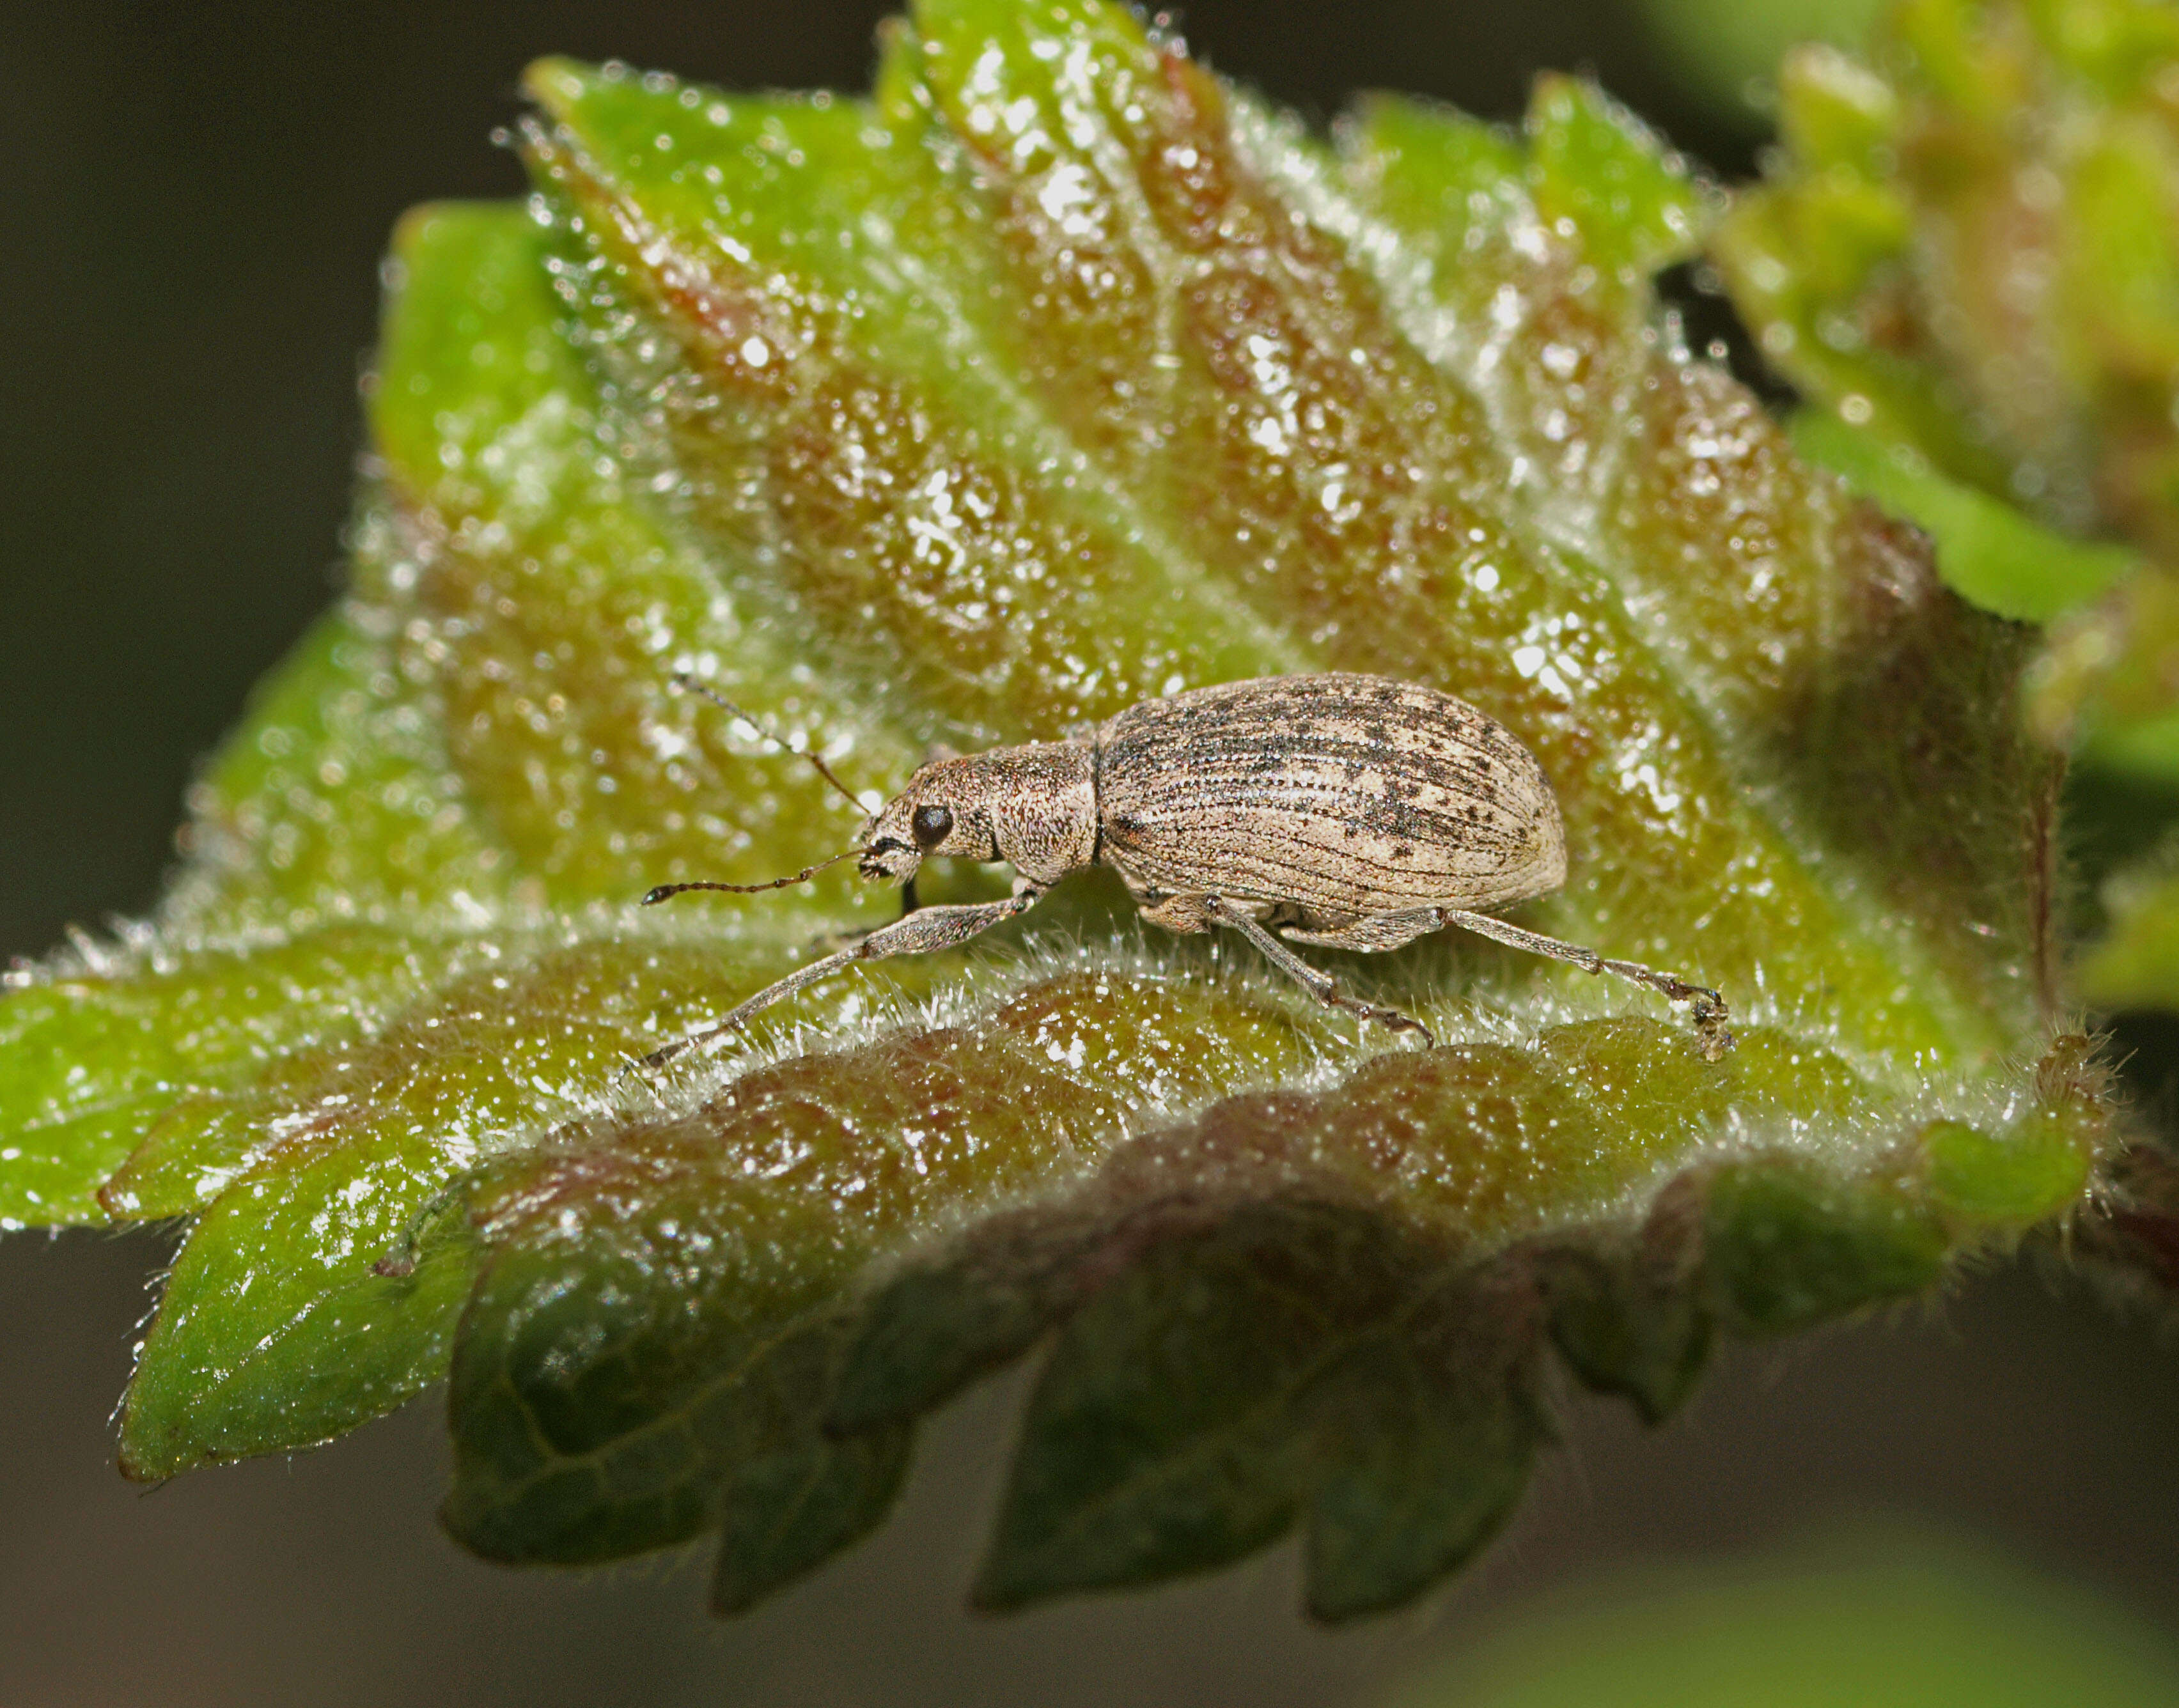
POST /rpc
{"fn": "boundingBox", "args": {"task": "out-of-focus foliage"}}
[1634,0,1888,127]
[1715,0,2179,1018]
[1790,409,2137,623]
[1717,0,2179,553]
[1386,1526,2179,1708]
[0,0,2107,1619]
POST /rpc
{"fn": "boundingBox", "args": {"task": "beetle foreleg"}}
[818,876,924,952]
[1202,896,1433,1044]
[639,889,1045,1069]
[1441,909,1734,1062]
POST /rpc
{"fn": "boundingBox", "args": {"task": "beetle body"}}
[645,672,1730,1065]
[857,675,1563,911]
[1095,674,1565,923]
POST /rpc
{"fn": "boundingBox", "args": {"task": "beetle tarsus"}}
[1368,1005,1436,1046]
[1684,990,1735,1063]
[1442,908,1735,1060]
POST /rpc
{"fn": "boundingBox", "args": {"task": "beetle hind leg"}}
[1441,908,1734,1062]
[1130,890,1219,935]
[1202,896,1433,1044]
[1276,908,1442,954]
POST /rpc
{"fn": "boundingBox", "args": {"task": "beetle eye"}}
[910,804,954,850]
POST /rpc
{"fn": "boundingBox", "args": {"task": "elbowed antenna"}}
[668,672,868,814]
[643,848,856,905]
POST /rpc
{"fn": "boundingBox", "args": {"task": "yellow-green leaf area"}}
[0,924,471,1227]
[1705,1161,1948,1334]
[1921,1116,2091,1225]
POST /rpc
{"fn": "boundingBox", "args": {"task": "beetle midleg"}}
[1440,908,1734,1062]
[639,889,1045,1069]
[1200,896,1433,1043]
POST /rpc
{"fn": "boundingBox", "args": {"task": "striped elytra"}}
[1094,674,1566,919]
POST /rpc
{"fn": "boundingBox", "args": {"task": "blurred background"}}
[6,1,2178,1704]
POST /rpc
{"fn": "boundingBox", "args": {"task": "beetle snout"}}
[859,837,919,883]
[856,800,924,883]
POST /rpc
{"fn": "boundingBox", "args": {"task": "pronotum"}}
[639,672,1733,1066]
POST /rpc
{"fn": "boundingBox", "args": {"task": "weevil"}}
[641,672,1733,1067]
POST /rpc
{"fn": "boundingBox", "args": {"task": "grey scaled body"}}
[642,673,1731,1066]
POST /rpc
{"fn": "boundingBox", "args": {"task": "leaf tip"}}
[522,56,593,113]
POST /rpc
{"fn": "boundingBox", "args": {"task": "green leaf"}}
[116,931,773,1475]
[1703,1161,1948,1334]
[1538,1206,1712,1427]
[0,0,2115,1622]
[0,918,453,1228]
[1791,410,2138,623]
[1923,1114,2091,1225]
[1525,76,1714,284]
[970,1201,1543,1623]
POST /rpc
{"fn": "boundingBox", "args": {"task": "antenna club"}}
[636,849,856,904]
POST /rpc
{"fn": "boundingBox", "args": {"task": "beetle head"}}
[857,755,1004,883]
[858,743,1097,887]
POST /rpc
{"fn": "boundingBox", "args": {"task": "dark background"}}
[5,4,2176,1704]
